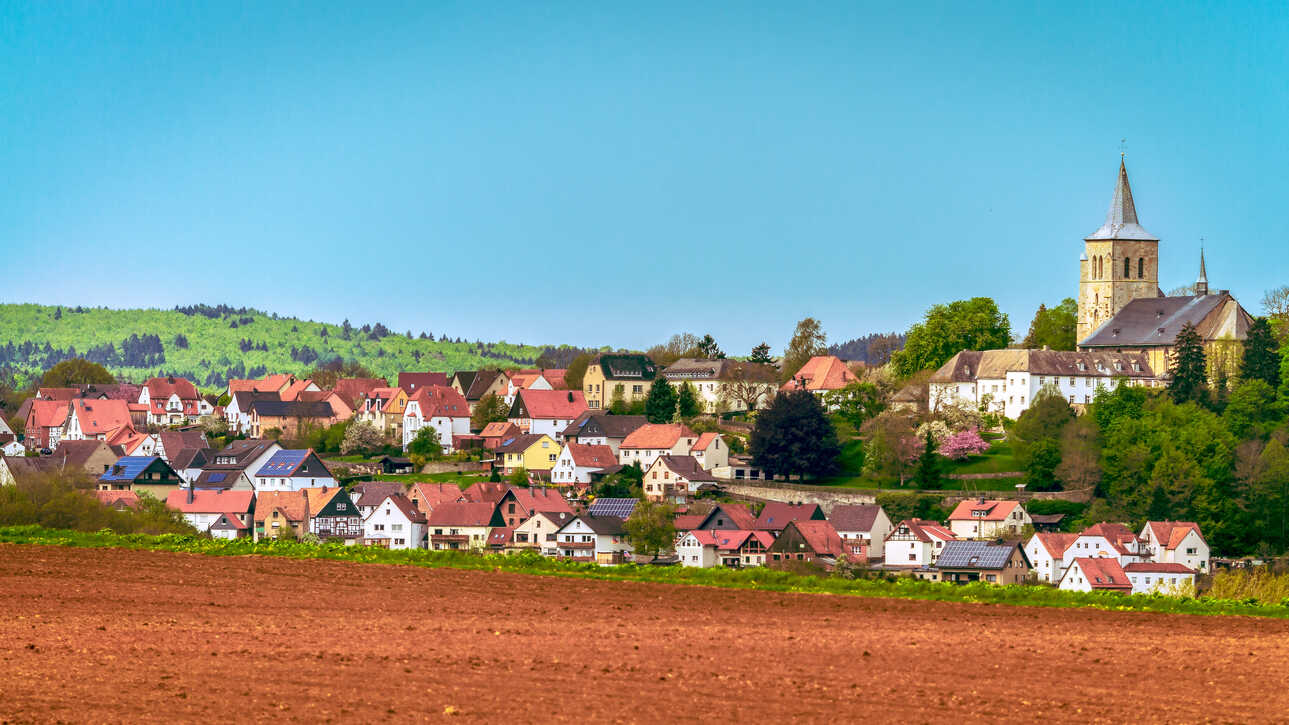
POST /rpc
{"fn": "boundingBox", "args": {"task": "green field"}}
[370,471,492,488]
[811,438,1022,491]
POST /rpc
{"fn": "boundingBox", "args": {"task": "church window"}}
[1124,256,1131,278]
[1138,257,1144,278]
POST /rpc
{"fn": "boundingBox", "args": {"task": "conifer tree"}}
[749,342,774,366]
[1241,317,1281,389]
[644,377,678,423]
[676,381,701,418]
[1169,323,1208,405]
[749,391,840,479]
[912,430,941,489]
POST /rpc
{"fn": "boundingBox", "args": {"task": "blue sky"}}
[2,2,1286,354]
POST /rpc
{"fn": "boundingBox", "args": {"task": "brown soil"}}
[1,544,1287,723]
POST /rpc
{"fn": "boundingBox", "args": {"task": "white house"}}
[225,391,281,435]
[503,370,553,406]
[513,510,576,555]
[507,389,587,442]
[660,358,779,413]
[828,504,893,560]
[550,442,616,486]
[1069,522,1143,566]
[251,449,337,492]
[676,530,720,568]
[362,494,427,550]
[947,499,1032,540]
[1140,521,1210,573]
[2,439,24,456]
[63,399,133,443]
[689,432,728,471]
[1124,562,1196,595]
[164,489,255,534]
[1058,557,1132,594]
[139,376,212,426]
[883,519,956,568]
[402,386,471,453]
[618,424,699,470]
[1024,532,1079,584]
[552,515,633,565]
[928,349,1160,419]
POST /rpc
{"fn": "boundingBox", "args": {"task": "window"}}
[1138,257,1144,278]
[908,554,916,561]
[1124,256,1130,278]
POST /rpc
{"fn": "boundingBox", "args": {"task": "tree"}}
[891,298,1011,378]
[748,342,774,366]
[697,334,724,359]
[1024,438,1064,491]
[1010,389,1075,489]
[1263,285,1289,341]
[309,359,375,390]
[1241,317,1281,389]
[608,384,628,415]
[1224,379,1278,439]
[406,426,443,460]
[41,359,115,388]
[623,499,676,559]
[782,318,827,381]
[340,421,384,455]
[644,377,677,424]
[647,333,701,367]
[825,382,886,432]
[912,431,941,489]
[676,381,701,418]
[939,429,990,460]
[1021,298,1078,351]
[471,393,510,431]
[594,462,643,499]
[718,362,778,412]
[861,411,920,485]
[1169,323,1208,405]
[1055,416,1101,490]
[564,352,594,392]
[749,391,841,479]
[507,467,529,486]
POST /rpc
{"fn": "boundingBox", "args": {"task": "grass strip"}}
[2,525,1286,620]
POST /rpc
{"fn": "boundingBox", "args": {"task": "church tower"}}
[1076,158,1161,343]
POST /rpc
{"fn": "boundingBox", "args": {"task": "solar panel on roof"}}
[588,498,637,519]
[208,473,226,483]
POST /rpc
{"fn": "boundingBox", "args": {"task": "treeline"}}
[0,334,166,370]
[828,333,906,366]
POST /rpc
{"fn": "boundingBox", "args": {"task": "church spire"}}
[1196,246,1208,296]
[1085,158,1159,241]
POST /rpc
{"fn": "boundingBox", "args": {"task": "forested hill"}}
[0,303,589,391]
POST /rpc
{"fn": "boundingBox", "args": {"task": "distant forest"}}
[827,332,906,366]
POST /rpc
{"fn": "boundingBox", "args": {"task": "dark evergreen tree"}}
[676,381,701,418]
[749,342,774,366]
[912,430,941,489]
[173,334,189,349]
[749,391,841,479]
[1241,317,1280,389]
[644,377,678,423]
[1169,323,1209,405]
[696,334,725,359]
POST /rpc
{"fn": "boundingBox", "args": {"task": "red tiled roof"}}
[947,499,1020,522]
[510,487,573,515]
[563,442,616,468]
[789,520,846,556]
[480,421,520,438]
[699,504,757,530]
[332,378,388,405]
[407,385,470,419]
[37,387,81,400]
[543,369,568,390]
[1032,533,1079,559]
[691,432,720,452]
[228,374,294,395]
[754,502,823,530]
[620,423,698,450]
[892,519,957,543]
[463,481,511,503]
[674,514,706,531]
[279,378,317,402]
[95,490,140,509]
[253,491,309,524]
[780,356,857,392]
[1079,522,1138,555]
[1146,521,1206,550]
[165,489,255,514]
[144,376,200,401]
[409,483,466,513]
[70,399,133,436]
[1071,557,1131,591]
[516,389,587,420]
[427,502,499,527]
[29,400,70,429]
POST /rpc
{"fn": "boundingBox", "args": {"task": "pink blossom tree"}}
[939,428,991,461]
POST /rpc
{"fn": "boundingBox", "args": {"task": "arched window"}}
[1123,256,1130,278]
[1138,257,1144,278]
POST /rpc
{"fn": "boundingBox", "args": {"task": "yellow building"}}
[583,354,658,410]
[496,433,559,474]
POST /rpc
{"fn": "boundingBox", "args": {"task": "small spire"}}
[1086,158,1157,241]
[1196,244,1209,295]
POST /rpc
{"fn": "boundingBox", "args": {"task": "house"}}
[479,421,521,449]
[297,389,355,422]
[827,504,893,559]
[406,482,466,516]
[208,512,250,539]
[25,399,70,451]
[373,456,414,475]
[678,529,775,568]
[552,515,633,564]
[560,413,648,455]
[780,355,858,396]
[397,372,450,394]
[248,400,336,439]
[512,510,576,554]
[94,490,140,511]
[883,519,957,568]
[928,348,1157,419]
[689,432,728,471]
[503,369,554,406]
[1069,522,1143,566]
[427,502,505,551]
[226,373,297,398]
[661,358,780,413]
[253,490,309,541]
[587,497,638,520]
[754,502,826,534]
[165,488,256,533]
[349,481,407,517]
[642,455,717,503]
[507,390,587,441]
[306,487,363,542]
[1123,562,1197,595]
[551,442,618,486]
[192,440,282,490]
[37,439,120,479]
[155,430,209,465]
[676,530,720,568]
[401,385,471,453]
[98,456,184,499]
[331,377,389,411]
[690,503,758,531]
[251,449,337,492]
[582,354,657,410]
[1024,532,1080,583]
[1059,557,1132,594]
[618,424,698,470]
[63,399,133,443]
[106,427,156,457]
[935,540,1031,585]
[449,370,509,413]
[139,376,211,426]
[493,486,574,528]
[767,520,847,569]
[225,391,281,434]
[496,434,560,476]
[358,387,410,441]
[277,377,322,401]
[1140,521,1210,573]
[363,493,426,549]
[946,499,1032,539]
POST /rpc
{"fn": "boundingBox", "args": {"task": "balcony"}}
[557,540,595,550]
[432,534,470,545]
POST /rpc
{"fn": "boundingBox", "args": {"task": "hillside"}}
[0,303,586,391]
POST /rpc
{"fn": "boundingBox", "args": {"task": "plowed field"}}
[1,544,1287,723]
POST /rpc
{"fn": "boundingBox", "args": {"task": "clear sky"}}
[2,2,1286,354]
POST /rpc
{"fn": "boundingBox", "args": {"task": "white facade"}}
[883,527,952,567]
[552,518,632,560]
[504,375,552,406]
[676,532,718,568]
[1069,534,1141,566]
[402,401,469,453]
[2,440,24,456]
[528,416,578,442]
[1024,536,1074,584]
[1126,567,1196,595]
[363,498,426,550]
[252,472,338,493]
[513,512,572,555]
[834,511,893,560]
[948,507,1032,540]
[550,446,602,485]
[1140,525,1210,573]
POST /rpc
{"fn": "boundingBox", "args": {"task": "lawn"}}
[802,438,1021,491]
[941,439,1023,475]
[370,471,492,488]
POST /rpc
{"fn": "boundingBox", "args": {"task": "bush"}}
[0,471,194,535]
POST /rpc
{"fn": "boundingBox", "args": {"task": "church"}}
[1075,158,1253,377]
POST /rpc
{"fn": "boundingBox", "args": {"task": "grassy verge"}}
[3,525,1287,620]
[370,472,491,487]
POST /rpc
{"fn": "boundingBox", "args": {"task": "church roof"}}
[1079,293,1250,348]
[1085,159,1159,241]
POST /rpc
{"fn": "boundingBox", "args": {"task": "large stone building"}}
[1076,159,1252,377]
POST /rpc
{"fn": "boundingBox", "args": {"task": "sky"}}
[2,1,1287,354]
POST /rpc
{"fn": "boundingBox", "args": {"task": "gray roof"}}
[930,349,1155,381]
[1080,294,1229,348]
[936,540,1023,570]
[596,354,657,381]
[1085,159,1158,241]
[657,455,716,482]
[248,400,334,418]
[562,413,648,440]
[827,504,883,532]
[577,514,627,536]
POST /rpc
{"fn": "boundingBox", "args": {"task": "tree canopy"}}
[623,499,676,559]
[41,359,115,388]
[750,390,841,479]
[782,318,827,381]
[1169,323,1208,405]
[1241,317,1280,389]
[645,377,678,423]
[676,381,701,418]
[748,342,774,366]
[470,393,510,431]
[891,297,1011,378]
[1021,298,1078,350]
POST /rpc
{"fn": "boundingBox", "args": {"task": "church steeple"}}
[1196,247,1209,296]
[1085,158,1159,242]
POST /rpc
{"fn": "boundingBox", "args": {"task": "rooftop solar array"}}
[588,498,637,520]
[935,540,1016,569]
[100,456,159,481]
[254,449,309,477]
